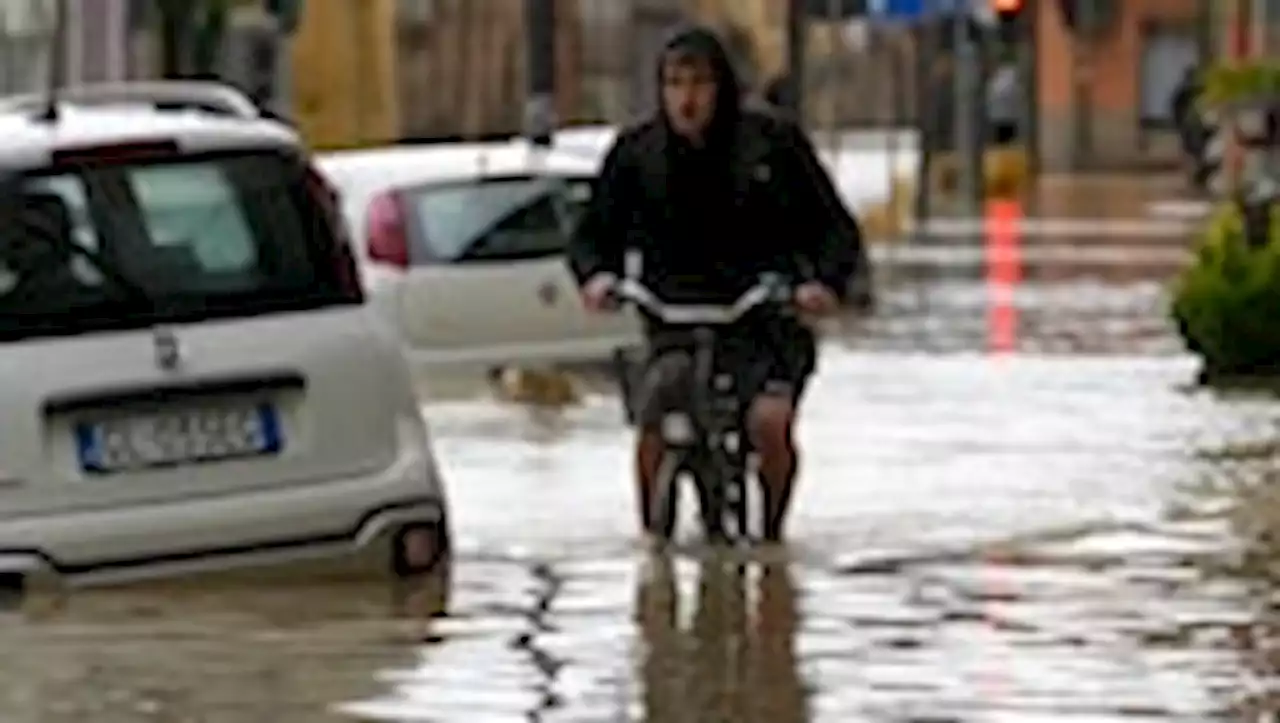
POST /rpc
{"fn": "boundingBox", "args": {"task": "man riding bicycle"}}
[567,26,868,543]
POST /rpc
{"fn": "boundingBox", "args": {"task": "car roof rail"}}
[0,80,262,120]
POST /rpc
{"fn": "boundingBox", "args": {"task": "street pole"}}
[1020,0,1038,181]
[48,0,68,89]
[953,0,981,217]
[827,0,841,147]
[914,17,937,229]
[1194,0,1212,64]
[156,0,191,78]
[39,0,68,119]
[786,0,807,120]
[1071,0,1095,171]
[1252,0,1267,58]
[524,0,556,147]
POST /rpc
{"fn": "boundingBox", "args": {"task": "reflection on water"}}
[0,571,447,723]
[1194,442,1280,719]
[328,526,1261,721]
[634,553,805,723]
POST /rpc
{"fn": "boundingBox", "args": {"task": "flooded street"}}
[6,228,1280,721]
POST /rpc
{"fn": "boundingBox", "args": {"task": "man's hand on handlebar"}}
[793,281,839,317]
[581,273,839,319]
[580,273,618,313]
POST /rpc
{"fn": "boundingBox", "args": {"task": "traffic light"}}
[991,0,1026,45]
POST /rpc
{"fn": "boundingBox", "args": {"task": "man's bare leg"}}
[633,351,688,537]
[747,396,798,542]
[636,431,666,533]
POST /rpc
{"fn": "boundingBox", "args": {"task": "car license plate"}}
[75,404,283,474]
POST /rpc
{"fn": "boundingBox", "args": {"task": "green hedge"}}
[1199,62,1280,110]
[1171,203,1280,382]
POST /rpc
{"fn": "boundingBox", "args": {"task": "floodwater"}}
[6,227,1280,722]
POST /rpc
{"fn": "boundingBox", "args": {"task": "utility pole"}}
[39,0,69,121]
[953,0,981,216]
[262,0,302,116]
[1252,0,1268,57]
[1020,0,1038,179]
[785,0,807,119]
[1193,0,1212,66]
[525,0,556,147]
[1070,0,1095,171]
[241,19,279,108]
[156,0,191,78]
[993,0,1035,184]
[915,17,938,228]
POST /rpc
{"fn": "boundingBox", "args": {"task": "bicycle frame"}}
[690,328,754,542]
[645,328,759,545]
[612,275,790,546]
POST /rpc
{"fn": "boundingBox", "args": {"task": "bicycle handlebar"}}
[607,274,792,326]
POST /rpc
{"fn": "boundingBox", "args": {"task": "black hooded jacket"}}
[566,26,865,310]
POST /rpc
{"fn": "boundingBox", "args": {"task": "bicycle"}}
[608,273,794,546]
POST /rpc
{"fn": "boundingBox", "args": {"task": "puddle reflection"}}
[634,554,806,723]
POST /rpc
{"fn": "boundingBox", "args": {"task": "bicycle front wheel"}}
[649,453,681,541]
[695,450,744,545]
[727,471,752,543]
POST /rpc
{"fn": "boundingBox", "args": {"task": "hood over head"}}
[655,25,742,143]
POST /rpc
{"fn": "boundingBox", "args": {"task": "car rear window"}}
[0,149,353,340]
[405,175,591,263]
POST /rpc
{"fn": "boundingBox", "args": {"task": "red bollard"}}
[985,199,1023,354]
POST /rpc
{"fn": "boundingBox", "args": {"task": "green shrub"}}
[1171,203,1280,381]
[1199,62,1280,110]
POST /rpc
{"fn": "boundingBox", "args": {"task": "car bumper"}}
[0,426,448,588]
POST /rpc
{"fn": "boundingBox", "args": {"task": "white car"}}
[315,139,642,369]
[0,82,449,590]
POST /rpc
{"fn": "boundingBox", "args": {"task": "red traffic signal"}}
[991,0,1024,19]
[992,0,1026,42]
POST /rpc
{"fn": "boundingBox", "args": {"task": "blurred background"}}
[0,0,1247,183]
[0,0,1270,243]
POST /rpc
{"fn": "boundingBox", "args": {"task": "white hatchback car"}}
[0,82,449,589]
[315,140,641,369]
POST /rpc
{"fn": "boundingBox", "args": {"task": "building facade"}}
[0,0,132,94]
[1033,0,1205,171]
[67,0,131,84]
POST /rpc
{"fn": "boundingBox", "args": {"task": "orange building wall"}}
[1035,0,1198,170]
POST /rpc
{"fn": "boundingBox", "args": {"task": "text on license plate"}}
[75,404,283,474]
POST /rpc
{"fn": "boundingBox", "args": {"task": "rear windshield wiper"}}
[1,189,154,308]
[53,240,154,307]
[6,227,153,308]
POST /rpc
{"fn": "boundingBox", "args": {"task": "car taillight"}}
[304,164,364,302]
[365,191,410,269]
